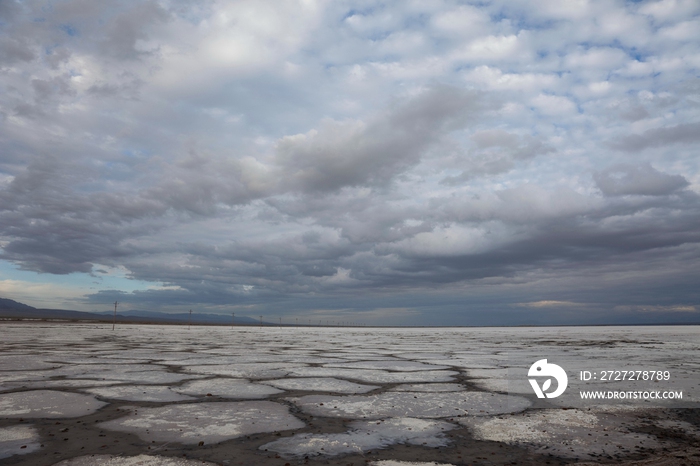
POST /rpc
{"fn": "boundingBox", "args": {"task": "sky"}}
[1,0,699,326]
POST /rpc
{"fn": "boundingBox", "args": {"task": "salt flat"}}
[0,322,698,465]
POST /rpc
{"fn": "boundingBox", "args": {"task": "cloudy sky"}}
[1,0,699,325]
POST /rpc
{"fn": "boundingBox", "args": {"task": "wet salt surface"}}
[98,401,305,444]
[0,425,40,459]
[0,390,107,418]
[262,417,454,457]
[0,323,697,465]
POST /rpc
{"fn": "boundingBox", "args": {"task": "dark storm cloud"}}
[609,122,700,152]
[594,163,689,196]
[275,86,488,192]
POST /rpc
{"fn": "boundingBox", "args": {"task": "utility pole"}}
[260,316,263,327]
[232,313,235,327]
[189,309,192,330]
[112,301,118,331]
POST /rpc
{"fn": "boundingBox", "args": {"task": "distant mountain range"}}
[0,297,265,325]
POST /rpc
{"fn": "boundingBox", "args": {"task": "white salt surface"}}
[262,417,454,457]
[0,425,40,459]
[174,378,283,398]
[461,409,661,459]
[263,377,379,394]
[99,401,305,444]
[288,367,458,384]
[370,462,455,466]
[290,391,530,419]
[52,454,219,465]
[0,390,107,418]
[83,386,196,402]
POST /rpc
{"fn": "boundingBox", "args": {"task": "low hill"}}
[0,297,266,325]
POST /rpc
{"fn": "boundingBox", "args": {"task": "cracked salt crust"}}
[0,425,40,459]
[290,391,530,419]
[52,454,219,465]
[461,409,661,459]
[174,378,283,398]
[262,377,379,394]
[287,367,458,384]
[83,386,196,402]
[0,390,107,418]
[262,417,454,457]
[99,401,305,444]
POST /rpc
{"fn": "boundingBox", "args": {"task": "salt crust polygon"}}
[390,384,465,392]
[460,409,661,458]
[80,371,202,385]
[44,358,152,365]
[262,377,379,394]
[181,363,303,379]
[0,390,107,418]
[51,454,219,465]
[290,391,530,419]
[469,378,532,394]
[0,425,41,459]
[2,379,121,391]
[99,401,305,444]
[83,386,196,402]
[370,462,456,466]
[287,367,457,384]
[262,417,454,457]
[0,356,59,371]
[322,360,451,372]
[174,378,283,398]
